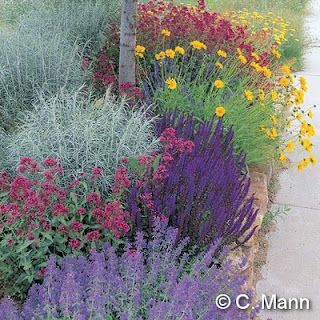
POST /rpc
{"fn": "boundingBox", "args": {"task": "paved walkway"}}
[256,1,320,319]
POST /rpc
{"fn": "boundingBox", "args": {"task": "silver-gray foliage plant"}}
[0,0,119,127]
[3,90,159,188]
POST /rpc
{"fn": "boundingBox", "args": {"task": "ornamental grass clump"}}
[0,0,120,128]
[0,31,85,128]
[0,157,132,297]
[0,219,259,319]
[1,91,158,188]
[127,113,258,247]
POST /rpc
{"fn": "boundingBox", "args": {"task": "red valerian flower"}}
[112,168,131,193]
[37,268,47,278]
[52,203,69,216]
[67,179,80,189]
[70,221,83,232]
[91,167,103,180]
[68,239,81,250]
[86,192,101,206]
[152,164,169,183]
[7,237,15,247]
[43,158,58,167]
[77,207,86,215]
[17,157,40,174]
[85,230,101,241]
[57,225,68,232]
[92,201,130,238]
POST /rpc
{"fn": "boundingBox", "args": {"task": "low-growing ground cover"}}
[0,220,258,319]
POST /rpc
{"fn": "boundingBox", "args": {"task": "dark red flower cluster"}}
[92,51,117,90]
[119,82,144,99]
[0,157,132,254]
[112,168,131,193]
[137,0,249,52]
[92,200,130,238]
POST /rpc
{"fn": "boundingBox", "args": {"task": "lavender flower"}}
[0,220,259,319]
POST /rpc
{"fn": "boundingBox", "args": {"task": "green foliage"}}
[149,54,282,165]
[1,91,159,188]
[261,205,290,230]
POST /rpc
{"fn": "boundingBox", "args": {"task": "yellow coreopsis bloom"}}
[175,46,185,55]
[299,76,308,91]
[161,28,171,37]
[271,90,278,101]
[262,66,272,78]
[213,79,225,89]
[270,127,278,139]
[286,141,295,152]
[165,78,177,90]
[271,48,281,59]
[238,54,247,64]
[244,89,254,101]
[165,49,176,59]
[300,122,316,137]
[306,124,316,137]
[215,61,224,69]
[271,115,278,125]
[190,40,207,50]
[155,51,166,61]
[135,45,146,58]
[279,77,290,87]
[217,49,227,58]
[251,52,260,61]
[281,64,291,75]
[293,89,305,105]
[279,153,287,163]
[266,127,278,140]
[258,89,265,101]
[215,106,226,117]
[297,160,306,171]
[310,155,317,166]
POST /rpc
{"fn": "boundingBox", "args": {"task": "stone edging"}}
[229,165,271,314]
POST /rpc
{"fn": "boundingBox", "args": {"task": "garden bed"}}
[0,0,315,319]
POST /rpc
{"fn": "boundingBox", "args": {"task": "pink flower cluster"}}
[152,128,194,183]
[92,200,130,238]
[112,168,131,193]
[0,157,131,252]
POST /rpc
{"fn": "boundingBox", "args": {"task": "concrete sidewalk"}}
[256,1,320,319]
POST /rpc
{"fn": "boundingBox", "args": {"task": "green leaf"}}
[0,192,9,198]
[16,240,34,253]
[70,192,78,206]
[152,155,161,170]
[127,157,144,175]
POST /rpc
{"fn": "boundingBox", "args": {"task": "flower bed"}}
[0,0,316,317]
